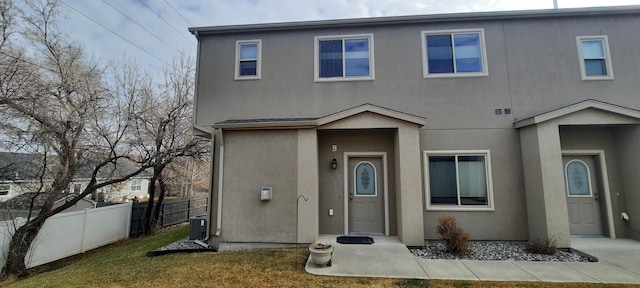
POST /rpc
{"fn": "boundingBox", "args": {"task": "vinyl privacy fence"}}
[0,202,132,269]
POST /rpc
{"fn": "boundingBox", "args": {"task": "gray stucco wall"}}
[616,126,640,240]
[220,130,298,243]
[196,10,640,243]
[195,14,640,128]
[422,129,528,240]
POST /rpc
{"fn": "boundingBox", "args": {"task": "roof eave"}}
[189,5,640,35]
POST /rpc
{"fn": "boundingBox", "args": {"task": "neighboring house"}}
[0,192,97,220]
[0,152,151,203]
[189,6,640,249]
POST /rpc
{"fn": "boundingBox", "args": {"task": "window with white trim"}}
[235,39,261,80]
[314,34,374,81]
[577,36,613,80]
[422,29,488,77]
[424,151,494,210]
[131,179,142,191]
[0,184,9,196]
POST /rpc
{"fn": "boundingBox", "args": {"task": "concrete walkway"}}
[305,235,640,284]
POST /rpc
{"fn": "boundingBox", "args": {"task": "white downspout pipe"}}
[215,130,224,236]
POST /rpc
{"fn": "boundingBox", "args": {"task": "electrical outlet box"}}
[261,187,272,201]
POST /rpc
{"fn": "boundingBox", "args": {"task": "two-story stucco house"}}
[189,6,640,250]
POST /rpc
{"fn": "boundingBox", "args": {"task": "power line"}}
[162,0,193,27]
[60,0,170,67]
[100,0,181,54]
[136,0,195,43]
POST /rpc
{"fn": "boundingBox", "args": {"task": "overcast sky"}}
[56,0,640,74]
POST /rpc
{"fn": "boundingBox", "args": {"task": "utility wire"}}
[136,0,195,43]
[100,0,181,54]
[162,0,193,27]
[60,0,170,67]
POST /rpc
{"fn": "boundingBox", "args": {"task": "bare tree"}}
[128,53,210,233]
[0,0,151,278]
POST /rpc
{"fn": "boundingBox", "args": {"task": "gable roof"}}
[189,6,640,36]
[514,99,640,128]
[213,103,426,130]
[0,152,150,182]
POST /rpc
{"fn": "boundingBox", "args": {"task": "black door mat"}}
[336,235,374,244]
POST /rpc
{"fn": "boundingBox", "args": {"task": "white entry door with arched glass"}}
[563,156,603,235]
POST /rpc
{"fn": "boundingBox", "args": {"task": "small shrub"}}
[436,216,470,255]
[524,236,557,255]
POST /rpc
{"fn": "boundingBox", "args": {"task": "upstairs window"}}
[422,29,488,78]
[235,40,261,80]
[577,36,613,80]
[315,34,374,81]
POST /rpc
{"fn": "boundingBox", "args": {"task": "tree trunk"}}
[152,174,167,227]
[143,174,157,234]
[1,216,46,279]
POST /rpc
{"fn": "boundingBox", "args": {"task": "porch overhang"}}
[212,103,426,130]
[514,99,640,128]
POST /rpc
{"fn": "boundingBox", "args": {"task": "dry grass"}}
[3,226,638,288]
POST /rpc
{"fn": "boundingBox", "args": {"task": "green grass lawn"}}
[3,226,637,288]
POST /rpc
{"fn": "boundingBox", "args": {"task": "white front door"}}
[563,156,603,235]
[348,157,384,235]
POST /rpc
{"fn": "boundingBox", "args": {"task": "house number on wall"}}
[331,145,338,152]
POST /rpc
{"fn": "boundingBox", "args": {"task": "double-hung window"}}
[422,29,488,77]
[424,150,494,211]
[577,36,613,80]
[235,39,261,80]
[131,179,142,192]
[315,34,374,81]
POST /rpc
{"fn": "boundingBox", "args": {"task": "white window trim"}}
[0,184,9,195]
[423,150,495,211]
[576,35,614,81]
[131,179,142,191]
[353,161,378,197]
[314,33,375,82]
[421,28,489,78]
[235,39,262,80]
[564,159,594,198]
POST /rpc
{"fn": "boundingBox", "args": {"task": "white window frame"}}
[0,184,9,196]
[235,39,262,80]
[564,159,594,198]
[353,161,378,197]
[576,35,613,81]
[314,33,375,82]
[131,179,142,192]
[421,29,488,78]
[423,150,494,211]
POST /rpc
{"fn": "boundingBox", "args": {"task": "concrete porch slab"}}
[305,235,427,279]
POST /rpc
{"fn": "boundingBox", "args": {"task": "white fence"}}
[0,202,132,269]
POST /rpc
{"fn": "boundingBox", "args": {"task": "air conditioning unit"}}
[189,216,207,240]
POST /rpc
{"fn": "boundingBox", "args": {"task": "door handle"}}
[349,193,354,200]
[594,192,598,201]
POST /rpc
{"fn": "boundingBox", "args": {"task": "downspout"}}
[215,129,224,236]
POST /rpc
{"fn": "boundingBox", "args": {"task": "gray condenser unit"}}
[189,216,207,240]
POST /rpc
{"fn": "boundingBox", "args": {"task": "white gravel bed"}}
[410,241,591,262]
